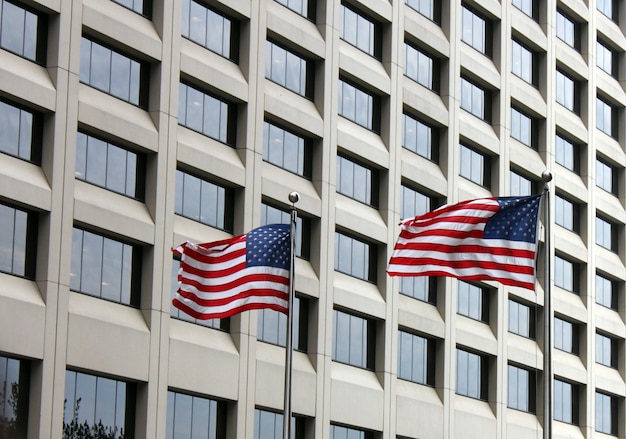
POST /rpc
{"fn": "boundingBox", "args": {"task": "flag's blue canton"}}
[246,224,291,269]
[483,195,541,243]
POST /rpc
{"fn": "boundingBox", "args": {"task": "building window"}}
[512,0,535,19]
[555,134,578,173]
[405,0,441,23]
[461,5,490,56]
[70,228,141,306]
[178,82,236,146]
[262,121,312,179]
[460,144,490,187]
[402,113,437,161]
[596,215,618,252]
[64,370,135,437]
[265,40,313,98]
[555,194,579,233]
[0,98,42,164]
[457,281,488,323]
[112,0,151,17]
[597,0,617,21]
[80,37,148,107]
[275,0,315,21]
[0,0,47,64]
[398,330,436,385]
[456,348,488,400]
[556,10,579,50]
[254,409,305,439]
[330,424,373,439]
[75,132,145,200]
[554,379,578,424]
[339,3,380,58]
[460,77,489,120]
[595,392,618,435]
[555,69,578,113]
[404,42,438,92]
[336,154,378,207]
[334,231,377,282]
[554,317,578,354]
[596,332,618,368]
[508,364,536,413]
[261,202,310,259]
[596,273,617,310]
[332,309,375,369]
[0,202,37,280]
[597,40,617,77]
[596,158,618,196]
[166,390,227,439]
[171,258,228,331]
[175,169,234,232]
[555,255,578,294]
[338,78,379,132]
[510,107,536,149]
[0,354,29,439]
[510,171,534,197]
[509,299,535,339]
[511,40,535,85]
[181,0,238,62]
[257,296,308,351]
[400,184,435,219]
[596,96,617,138]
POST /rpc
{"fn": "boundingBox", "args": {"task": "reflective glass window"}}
[334,231,376,282]
[0,202,37,279]
[338,78,378,132]
[112,0,151,17]
[457,281,487,322]
[554,379,578,424]
[511,40,534,84]
[398,330,435,385]
[336,155,377,207]
[166,390,226,439]
[340,3,379,58]
[0,98,42,163]
[262,121,311,178]
[404,43,437,92]
[461,5,488,55]
[508,364,535,413]
[265,40,311,97]
[402,113,437,161]
[181,0,238,62]
[456,348,487,399]
[554,317,578,354]
[0,0,46,63]
[0,355,29,439]
[596,215,617,252]
[460,144,489,187]
[332,309,374,369]
[596,158,618,195]
[460,77,487,120]
[555,255,576,293]
[596,273,617,310]
[555,134,578,173]
[595,392,618,434]
[509,299,534,339]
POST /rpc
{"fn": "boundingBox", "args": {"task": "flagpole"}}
[541,170,553,439]
[283,191,299,439]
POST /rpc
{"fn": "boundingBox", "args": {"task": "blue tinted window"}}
[0,0,46,63]
[178,82,235,145]
[181,0,238,61]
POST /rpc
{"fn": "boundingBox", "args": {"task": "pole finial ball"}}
[288,192,300,203]
[541,170,553,183]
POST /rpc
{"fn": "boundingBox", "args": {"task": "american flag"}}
[387,195,542,291]
[173,224,291,319]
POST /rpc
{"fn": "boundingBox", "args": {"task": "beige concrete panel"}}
[176,130,245,185]
[404,14,450,58]
[594,368,625,397]
[554,107,588,145]
[255,343,316,416]
[553,168,588,202]
[266,2,325,59]
[510,80,547,118]
[559,0,589,19]
[172,215,233,247]
[333,272,385,319]
[335,196,388,244]
[73,181,155,244]
[594,248,624,281]
[595,135,625,167]
[0,51,56,111]
[78,85,158,152]
[395,384,443,438]
[66,292,150,381]
[397,294,445,339]
[505,410,542,438]
[215,0,251,17]
[453,397,496,437]
[459,48,500,90]
[456,317,497,356]
[330,362,384,431]
[555,45,589,81]
[264,85,324,138]
[458,112,500,156]
[595,189,625,222]
[400,153,448,197]
[596,75,626,105]
[82,0,162,61]
[511,12,547,51]
[168,319,240,400]
[469,0,502,19]
[553,227,588,261]
[595,306,625,337]
[0,274,45,359]
[457,180,494,201]
[261,165,322,217]
[597,21,626,51]
[338,44,391,95]
[553,293,587,325]
[509,142,547,178]
[552,423,585,438]
[552,350,587,384]
[180,41,248,102]
[337,118,389,167]
[294,258,320,299]
[31,0,60,11]
[507,335,543,368]
[0,154,51,211]
[402,82,449,127]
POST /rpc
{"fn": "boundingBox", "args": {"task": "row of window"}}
[2,350,621,439]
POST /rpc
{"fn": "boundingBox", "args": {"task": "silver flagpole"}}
[283,191,299,439]
[541,170,553,439]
